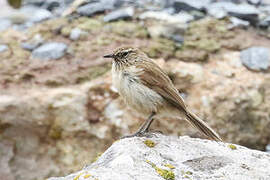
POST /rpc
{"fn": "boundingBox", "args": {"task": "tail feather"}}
[186,110,222,142]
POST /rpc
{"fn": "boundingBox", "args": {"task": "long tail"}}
[185,110,222,141]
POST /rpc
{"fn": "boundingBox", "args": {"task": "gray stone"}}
[247,0,261,5]
[266,144,270,152]
[259,5,270,14]
[0,19,12,31]
[31,9,53,23]
[259,16,270,28]
[173,0,211,12]
[103,7,134,22]
[48,134,270,180]
[166,34,184,44]
[32,42,67,60]
[20,6,53,23]
[139,11,192,24]
[228,17,250,29]
[207,2,259,24]
[77,2,112,17]
[240,46,270,71]
[21,34,44,51]
[147,24,187,40]
[69,28,82,41]
[0,45,8,53]
[207,7,227,19]
[42,0,64,11]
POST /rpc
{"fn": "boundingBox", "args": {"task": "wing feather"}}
[135,59,187,111]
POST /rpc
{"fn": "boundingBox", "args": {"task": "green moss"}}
[146,160,175,180]
[144,139,156,148]
[228,144,237,150]
[94,35,112,46]
[177,18,235,61]
[75,64,111,84]
[61,26,72,37]
[48,125,62,139]
[77,17,103,32]
[145,38,176,59]
[109,21,148,38]
[45,79,65,87]
[28,18,68,39]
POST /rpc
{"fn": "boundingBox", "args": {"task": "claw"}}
[121,130,161,139]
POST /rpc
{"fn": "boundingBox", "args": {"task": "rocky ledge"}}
[49,134,270,180]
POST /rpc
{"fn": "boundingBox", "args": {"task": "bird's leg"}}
[141,112,156,132]
[121,112,156,139]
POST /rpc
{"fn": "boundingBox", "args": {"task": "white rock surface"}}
[48,134,270,180]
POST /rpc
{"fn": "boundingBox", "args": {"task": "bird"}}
[103,47,222,141]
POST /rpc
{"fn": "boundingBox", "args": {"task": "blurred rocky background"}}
[0,0,270,179]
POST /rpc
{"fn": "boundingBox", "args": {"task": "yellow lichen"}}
[146,160,175,180]
[164,164,175,169]
[83,174,91,178]
[155,168,175,180]
[74,173,83,180]
[144,139,156,148]
[228,144,237,150]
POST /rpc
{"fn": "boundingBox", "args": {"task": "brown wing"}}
[135,59,187,111]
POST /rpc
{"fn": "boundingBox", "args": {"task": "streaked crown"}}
[104,47,146,62]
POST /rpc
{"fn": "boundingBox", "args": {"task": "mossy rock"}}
[28,18,69,39]
[175,49,208,62]
[145,38,176,59]
[75,63,111,84]
[76,17,103,32]
[182,18,235,53]
[108,21,148,38]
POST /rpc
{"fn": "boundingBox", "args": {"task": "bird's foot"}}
[121,130,163,139]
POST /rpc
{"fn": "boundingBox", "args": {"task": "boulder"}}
[48,134,270,180]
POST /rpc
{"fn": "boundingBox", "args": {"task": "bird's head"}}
[103,47,146,63]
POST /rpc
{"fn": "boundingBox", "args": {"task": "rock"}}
[166,61,204,89]
[173,0,211,12]
[31,8,53,23]
[266,144,270,152]
[139,11,192,24]
[259,16,270,28]
[20,6,53,23]
[48,134,270,180]
[103,7,134,22]
[167,34,184,44]
[21,34,44,51]
[207,2,260,24]
[77,2,112,17]
[42,0,64,11]
[147,24,186,43]
[32,42,67,60]
[0,18,12,31]
[247,0,262,5]
[228,17,250,29]
[69,28,82,41]
[0,78,117,179]
[0,44,8,53]
[240,46,270,71]
[207,7,227,19]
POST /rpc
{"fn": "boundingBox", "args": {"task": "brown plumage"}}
[104,47,222,141]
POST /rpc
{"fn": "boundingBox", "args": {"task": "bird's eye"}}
[122,52,129,57]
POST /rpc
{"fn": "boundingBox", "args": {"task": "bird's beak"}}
[103,54,114,58]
